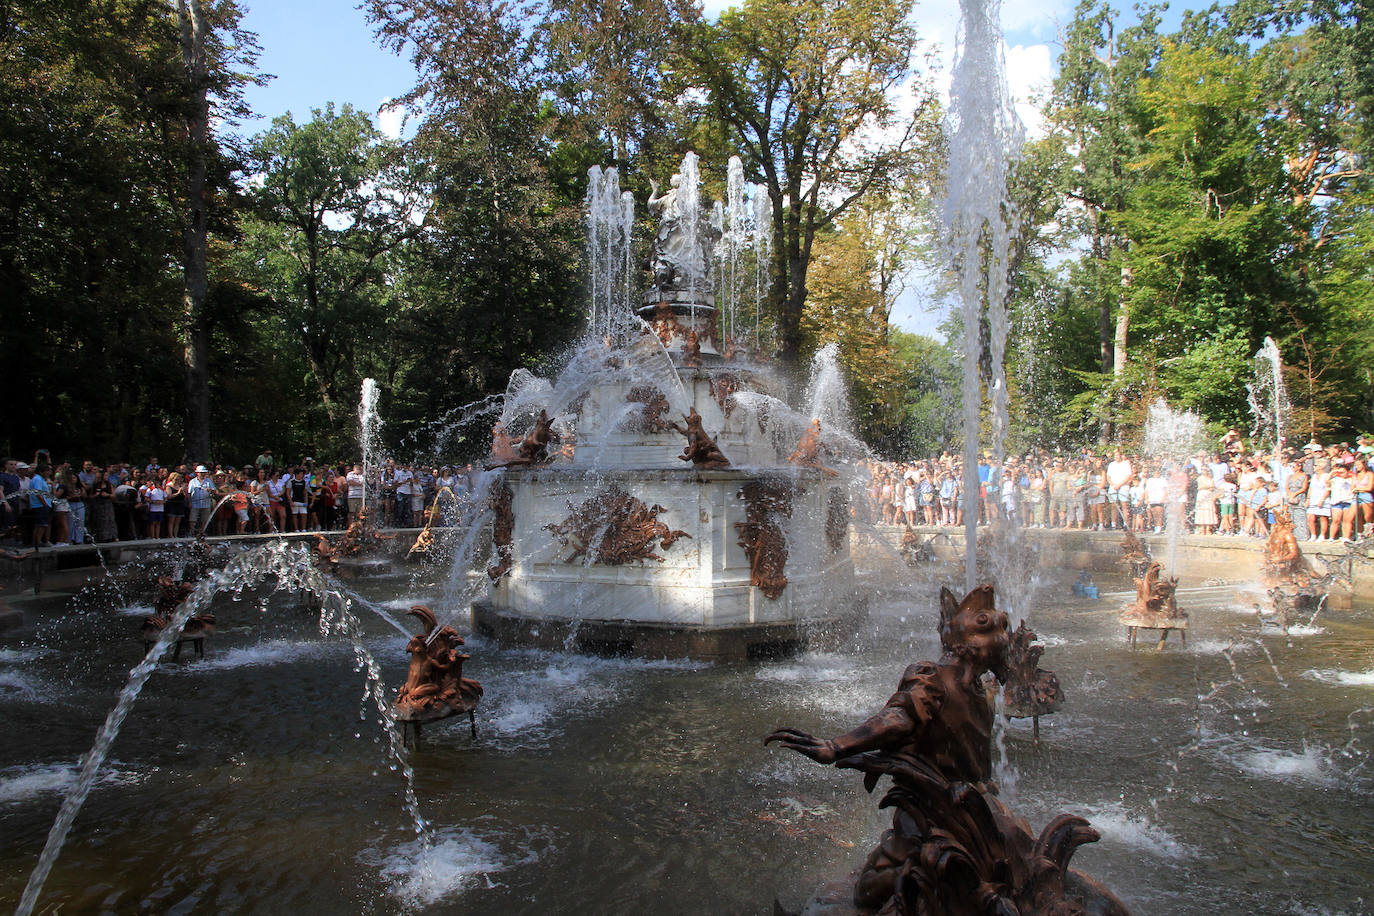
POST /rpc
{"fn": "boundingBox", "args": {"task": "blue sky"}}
[235,0,1161,337]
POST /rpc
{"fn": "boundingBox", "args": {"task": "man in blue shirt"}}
[187,465,218,537]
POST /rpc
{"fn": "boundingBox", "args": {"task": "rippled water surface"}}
[2,569,1372,915]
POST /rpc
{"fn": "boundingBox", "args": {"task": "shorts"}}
[1308,506,1329,517]
[292,501,308,515]
[1357,492,1373,506]
[235,508,249,522]
[149,509,163,521]
[1330,501,1352,511]
[31,505,51,526]
[1220,503,1235,516]
[412,493,426,511]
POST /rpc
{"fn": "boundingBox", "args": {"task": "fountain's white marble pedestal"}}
[475,466,861,660]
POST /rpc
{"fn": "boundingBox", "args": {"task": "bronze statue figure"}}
[1260,510,1311,590]
[490,421,518,464]
[141,574,215,660]
[1118,561,1188,649]
[1119,529,1151,579]
[736,478,794,599]
[767,585,1129,916]
[487,410,556,469]
[394,605,483,742]
[682,328,703,368]
[1000,620,1064,743]
[670,406,731,470]
[545,485,690,566]
[315,506,395,567]
[788,418,838,477]
[487,483,515,582]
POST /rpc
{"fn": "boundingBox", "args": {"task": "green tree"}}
[674,0,941,368]
[0,0,256,461]
[237,105,419,438]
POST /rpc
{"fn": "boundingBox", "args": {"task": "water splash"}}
[1247,336,1290,454]
[359,378,383,509]
[805,342,854,435]
[945,0,1024,591]
[585,166,636,337]
[14,542,432,916]
[1143,398,1206,574]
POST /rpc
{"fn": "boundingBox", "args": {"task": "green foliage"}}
[672,0,940,367]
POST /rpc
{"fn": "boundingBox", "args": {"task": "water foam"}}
[1080,802,1192,859]
[0,763,141,805]
[1230,744,1333,784]
[372,826,536,909]
[162,639,345,672]
[1304,668,1374,687]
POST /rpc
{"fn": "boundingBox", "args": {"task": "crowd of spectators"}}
[6,430,1372,552]
[0,448,482,550]
[861,430,1374,543]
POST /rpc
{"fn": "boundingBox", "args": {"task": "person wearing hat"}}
[187,465,219,536]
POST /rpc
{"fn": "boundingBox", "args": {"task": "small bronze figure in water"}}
[767,585,1128,916]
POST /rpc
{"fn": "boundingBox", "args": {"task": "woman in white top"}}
[1144,468,1167,533]
[1328,464,1356,541]
[1306,460,1331,540]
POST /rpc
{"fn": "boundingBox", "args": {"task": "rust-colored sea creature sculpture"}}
[393,605,483,743]
[766,585,1129,916]
[490,422,518,464]
[1119,561,1188,649]
[319,506,395,564]
[736,478,794,599]
[682,328,703,368]
[626,385,673,433]
[487,483,514,581]
[999,620,1064,742]
[1260,510,1311,589]
[487,410,556,469]
[899,525,932,566]
[141,574,215,660]
[545,485,690,565]
[670,406,731,470]
[1120,529,1152,579]
[788,418,838,477]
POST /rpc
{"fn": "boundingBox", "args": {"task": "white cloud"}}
[1004,42,1052,139]
[376,99,412,141]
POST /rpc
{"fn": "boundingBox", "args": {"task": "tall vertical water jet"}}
[1247,336,1290,454]
[752,187,773,350]
[944,0,1024,591]
[584,166,636,336]
[1143,398,1205,575]
[359,378,382,510]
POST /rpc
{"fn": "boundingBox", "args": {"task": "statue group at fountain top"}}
[767,584,1129,916]
[647,168,720,294]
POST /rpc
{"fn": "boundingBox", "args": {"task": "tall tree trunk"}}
[179,0,211,465]
[1113,262,1131,377]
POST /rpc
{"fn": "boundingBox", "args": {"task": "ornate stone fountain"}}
[472,154,858,660]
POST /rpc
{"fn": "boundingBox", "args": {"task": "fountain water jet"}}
[945,0,1024,593]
